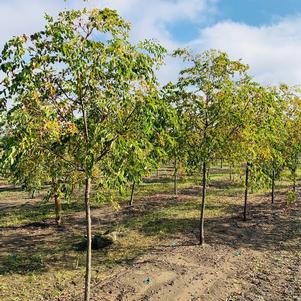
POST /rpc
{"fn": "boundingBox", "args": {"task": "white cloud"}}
[0,1,60,47]
[0,0,213,85]
[1,1,300,86]
[94,0,215,83]
[0,0,212,49]
[93,0,213,49]
[191,17,301,86]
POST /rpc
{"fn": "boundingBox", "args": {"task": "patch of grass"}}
[0,268,86,301]
[0,202,55,227]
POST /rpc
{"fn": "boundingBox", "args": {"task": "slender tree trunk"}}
[293,169,297,192]
[84,177,92,301]
[243,162,249,221]
[220,158,223,169]
[174,156,178,196]
[293,178,296,192]
[229,164,232,181]
[129,181,135,206]
[156,169,159,178]
[271,168,275,204]
[31,190,36,199]
[80,98,92,301]
[54,194,62,225]
[200,161,207,245]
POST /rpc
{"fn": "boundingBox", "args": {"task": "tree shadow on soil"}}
[135,201,301,253]
[0,227,81,275]
[0,186,23,192]
[0,201,87,229]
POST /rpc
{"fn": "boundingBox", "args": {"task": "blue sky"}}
[167,0,301,42]
[1,0,301,85]
[217,0,301,26]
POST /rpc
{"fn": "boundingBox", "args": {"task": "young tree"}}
[0,8,170,300]
[171,49,249,245]
[257,88,288,204]
[234,83,288,220]
[162,82,190,196]
[281,86,301,195]
[106,135,169,206]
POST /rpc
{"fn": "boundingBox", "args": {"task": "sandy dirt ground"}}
[88,198,301,301]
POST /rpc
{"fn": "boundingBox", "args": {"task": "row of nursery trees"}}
[0,7,301,300]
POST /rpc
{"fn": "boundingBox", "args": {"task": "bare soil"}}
[86,199,301,301]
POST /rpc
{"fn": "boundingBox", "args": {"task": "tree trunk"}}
[129,181,135,206]
[293,170,297,192]
[54,194,62,225]
[243,162,249,221]
[229,164,232,181]
[200,161,207,245]
[84,177,92,301]
[271,168,275,204]
[174,156,178,196]
[220,158,223,169]
[293,178,296,192]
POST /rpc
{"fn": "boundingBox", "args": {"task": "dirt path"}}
[86,200,301,301]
